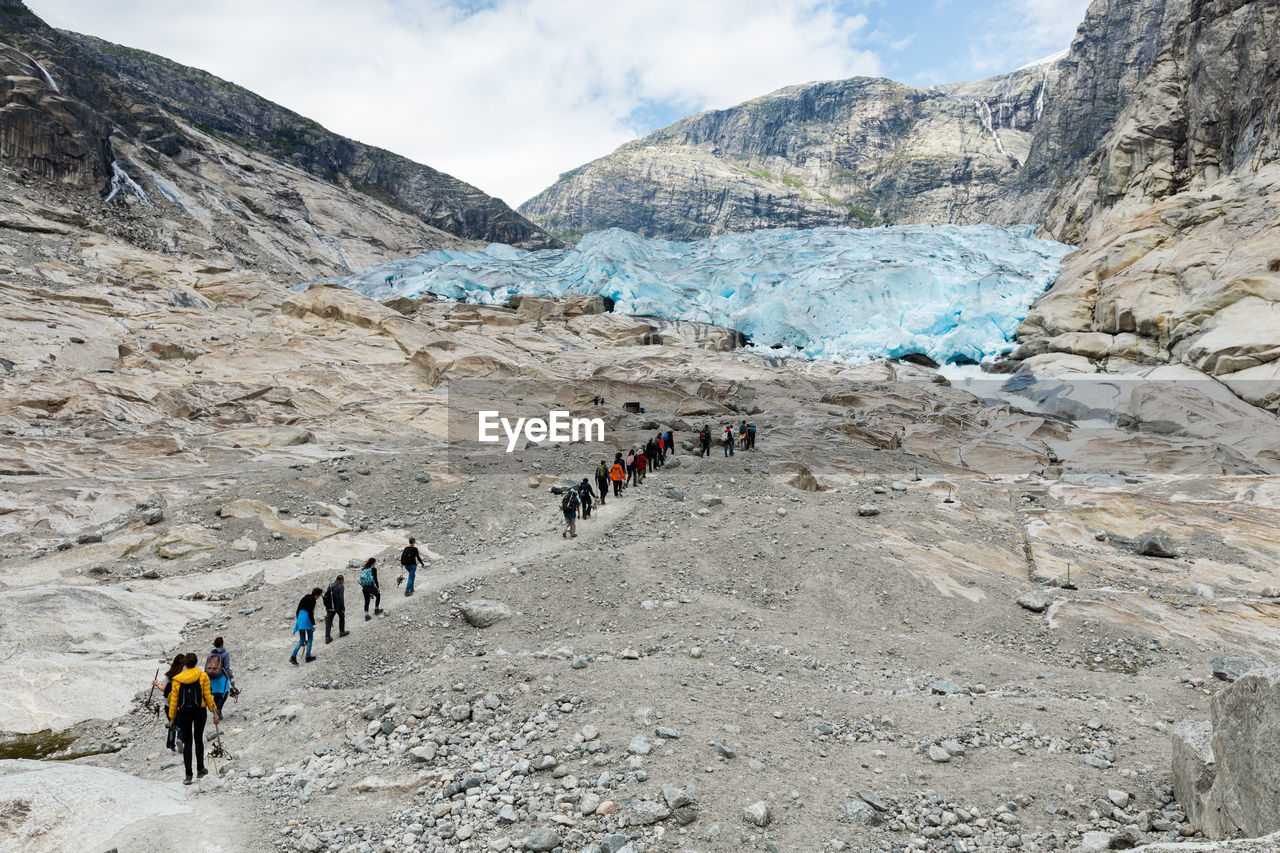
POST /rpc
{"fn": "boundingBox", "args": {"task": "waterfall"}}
[105,160,155,207]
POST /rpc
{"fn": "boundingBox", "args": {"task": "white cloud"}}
[29,0,880,205]
[961,0,1091,78]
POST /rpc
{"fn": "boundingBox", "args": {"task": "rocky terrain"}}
[2,264,1280,853]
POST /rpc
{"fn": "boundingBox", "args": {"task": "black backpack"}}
[176,680,201,711]
[561,491,578,512]
[322,584,334,610]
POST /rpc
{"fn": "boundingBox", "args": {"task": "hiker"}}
[723,424,735,456]
[154,653,186,751]
[359,557,382,620]
[625,449,637,486]
[205,638,234,714]
[610,457,626,496]
[291,587,321,664]
[560,488,580,538]
[665,430,675,457]
[401,537,425,597]
[747,422,756,450]
[153,653,185,699]
[323,574,349,643]
[577,478,596,519]
[636,449,648,483]
[594,460,610,507]
[699,425,711,457]
[740,421,750,450]
[168,651,218,784]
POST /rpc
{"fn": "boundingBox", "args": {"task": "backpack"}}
[360,566,375,587]
[561,491,578,512]
[176,679,201,711]
[400,546,414,565]
[322,585,334,610]
[204,650,223,678]
[596,464,607,480]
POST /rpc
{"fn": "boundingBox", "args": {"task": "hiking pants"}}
[292,629,313,659]
[403,564,416,594]
[564,513,576,536]
[325,609,345,640]
[613,479,622,496]
[213,691,229,713]
[177,708,207,776]
[596,478,609,504]
[363,585,380,614]
[581,499,592,519]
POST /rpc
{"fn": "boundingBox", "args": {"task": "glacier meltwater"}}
[329,225,1074,365]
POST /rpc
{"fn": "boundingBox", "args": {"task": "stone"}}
[409,744,437,762]
[842,799,883,825]
[858,790,889,812]
[498,805,519,823]
[1016,591,1050,613]
[1136,530,1177,558]
[1079,830,1114,852]
[744,800,771,827]
[928,744,952,763]
[661,784,691,808]
[1212,656,1269,682]
[628,800,671,825]
[930,680,959,695]
[523,827,561,852]
[1107,789,1130,809]
[664,488,684,501]
[857,504,880,517]
[628,735,652,755]
[579,793,601,815]
[700,494,723,507]
[458,599,513,628]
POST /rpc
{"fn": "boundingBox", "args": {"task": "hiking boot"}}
[305,656,317,663]
[364,614,371,621]
[197,767,208,779]
[184,774,193,785]
[325,637,333,644]
[374,608,383,615]
[562,531,567,539]
[339,631,350,637]
[289,656,298,666]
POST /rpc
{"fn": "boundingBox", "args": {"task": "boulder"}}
[743,800,771,827]
[1212,656,1269,683]
[1172,668,1280,838]
[1137,530,1177,558]
[1017,591,1051,613]
[458,599,512,628]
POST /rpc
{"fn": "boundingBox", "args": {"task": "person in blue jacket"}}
[205,637,235,712]
[290,587,321,665]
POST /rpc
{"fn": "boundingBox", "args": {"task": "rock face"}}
[521,66,1060,241]
[0,0,556,292]
[1173,668,1280,838]
[1013,0,1280,411]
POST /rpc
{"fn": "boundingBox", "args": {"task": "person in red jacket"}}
[636,450,647,484]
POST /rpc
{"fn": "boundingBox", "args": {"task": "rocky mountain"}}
[518,0,1194,243]
[0,0,556,288]
[520,66,1059,241]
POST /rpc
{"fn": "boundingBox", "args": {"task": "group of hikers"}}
[291,537,428,663]
[151,639,235,784]
[697,420,757,457]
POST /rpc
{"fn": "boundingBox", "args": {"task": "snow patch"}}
[327,225,1073,366]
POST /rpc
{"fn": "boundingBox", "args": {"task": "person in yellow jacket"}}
[168,652,220,784]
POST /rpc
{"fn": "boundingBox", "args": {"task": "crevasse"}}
[326,225,1073,365]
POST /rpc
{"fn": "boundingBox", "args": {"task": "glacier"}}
[326,225,1073,365]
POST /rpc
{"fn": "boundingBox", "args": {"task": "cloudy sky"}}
[29,0,1091,207]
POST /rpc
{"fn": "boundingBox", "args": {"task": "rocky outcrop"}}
[1173,668,1280,839]
[1013,0,1280,413]
[520,66,1060,241]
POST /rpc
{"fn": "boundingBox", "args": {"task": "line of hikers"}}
[290,536,428,663]
[558,429,674,538]
[151,639,235,784]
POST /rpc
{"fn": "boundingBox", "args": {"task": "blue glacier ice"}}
[326,225,1074,365]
